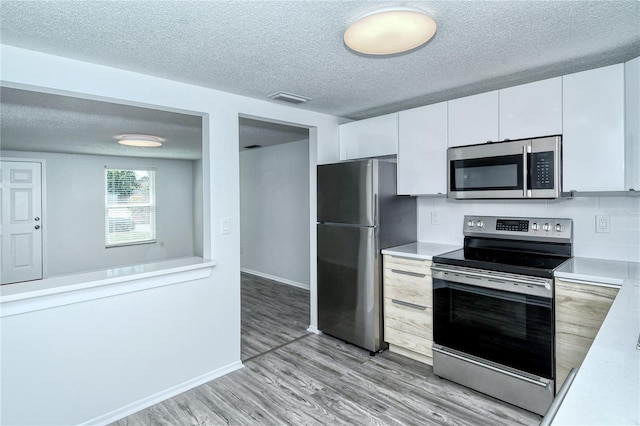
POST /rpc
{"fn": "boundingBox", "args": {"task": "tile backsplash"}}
[417,195,640,262]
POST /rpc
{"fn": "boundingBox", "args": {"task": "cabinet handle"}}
[391,299,427,310]
[391,269,426,278]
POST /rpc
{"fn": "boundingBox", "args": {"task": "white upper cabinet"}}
[499,77,562,141]
[625,56,640,191]
[447,91,499,147]
[397,102,448,195]
[339,113,398,160]
[563,64,625,192]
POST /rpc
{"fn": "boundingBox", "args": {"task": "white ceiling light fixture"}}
[116,134,165,147]
[344,7,437,56]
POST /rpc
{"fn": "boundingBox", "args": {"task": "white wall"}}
[193,158,204,256]
[1,150,196,276]
[418,195,640,262]
[240,140,310,288]
[1,270,229,426]
[0,45,342,425]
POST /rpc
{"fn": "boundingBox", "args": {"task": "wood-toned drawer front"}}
[384,275,432,306]
[384,298,431,339]
[384,299,433,357]
[384,319,432,356]
[384,255,431,276]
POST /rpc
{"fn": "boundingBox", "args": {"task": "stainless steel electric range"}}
[431,215,573,416]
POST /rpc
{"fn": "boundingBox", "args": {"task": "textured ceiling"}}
[1,87,204,159]
[2,1,639,121]
[0,88,308,159]
[1,1,639,159]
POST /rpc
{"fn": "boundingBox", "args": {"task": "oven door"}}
[432,266,554,379]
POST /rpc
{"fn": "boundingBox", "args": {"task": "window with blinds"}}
[105,168,156,247]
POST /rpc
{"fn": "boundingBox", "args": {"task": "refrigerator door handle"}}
[374,194,378,227]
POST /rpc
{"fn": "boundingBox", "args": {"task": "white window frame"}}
[105,167,156,247]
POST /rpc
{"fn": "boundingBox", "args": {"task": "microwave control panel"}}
[529,151,555,189]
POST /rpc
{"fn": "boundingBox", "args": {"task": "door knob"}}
[34,217,40,221]
[34,225,40,230]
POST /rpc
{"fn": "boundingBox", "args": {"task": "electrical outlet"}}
[431,211,441,225]
[595,215,610,233]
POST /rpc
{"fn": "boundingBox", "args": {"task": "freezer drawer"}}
[317,223,384,352]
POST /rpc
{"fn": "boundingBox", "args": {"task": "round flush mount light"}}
[116,134,165,147]
[344,7,437,56]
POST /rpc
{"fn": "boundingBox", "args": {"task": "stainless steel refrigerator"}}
[317,159,416,353]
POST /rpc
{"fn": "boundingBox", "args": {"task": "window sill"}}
[0,257,216,317]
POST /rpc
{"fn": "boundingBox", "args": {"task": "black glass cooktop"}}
[433,237,572,279]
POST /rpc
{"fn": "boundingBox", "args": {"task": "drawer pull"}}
[391,299,427,310]
[391,269,426,278]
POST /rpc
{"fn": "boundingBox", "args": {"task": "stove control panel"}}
[464,216,573,242]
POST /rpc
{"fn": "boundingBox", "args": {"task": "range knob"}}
[543,223,551,232]
[476,220,485,229]
[467,220,475,227]
[556,223,564,232]
[532,222,539,231]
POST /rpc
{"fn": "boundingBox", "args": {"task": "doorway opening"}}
[238,116,311,360]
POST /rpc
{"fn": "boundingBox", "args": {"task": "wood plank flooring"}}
[241,272,310,360]
[113,273,541,426]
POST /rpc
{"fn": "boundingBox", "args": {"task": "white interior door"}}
[0,160,43,285]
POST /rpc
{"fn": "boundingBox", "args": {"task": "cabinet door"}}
[447,91,499,147]
[555,278,619,391]
[499,77,562,141]
[563,64,625,192]
[397,102,447,195]
[626,56,640,191]
[340,113,398,160]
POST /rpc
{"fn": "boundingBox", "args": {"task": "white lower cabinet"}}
[555,278,619,391]
[383,255,433,365]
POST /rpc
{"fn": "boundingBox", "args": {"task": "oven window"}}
[433,280,553,379]
[451,154,523,191]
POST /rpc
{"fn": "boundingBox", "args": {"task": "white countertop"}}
[1,256,216,304]
[555,257,640,286]
[1,257,217,318]
[381,242,460,260]
[551,257,640,425]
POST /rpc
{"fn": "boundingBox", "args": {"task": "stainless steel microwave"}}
[447,136,562,199]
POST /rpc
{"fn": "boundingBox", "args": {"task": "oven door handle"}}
[431,266,548,288]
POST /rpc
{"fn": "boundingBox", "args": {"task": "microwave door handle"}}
[522,145,529,198]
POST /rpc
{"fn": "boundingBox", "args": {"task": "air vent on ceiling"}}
[244,144,262,149]
[267,91,311,105]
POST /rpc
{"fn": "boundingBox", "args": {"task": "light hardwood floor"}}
[113,273,541,425]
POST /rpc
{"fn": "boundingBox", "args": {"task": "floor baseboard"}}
[241,268,309,290]
[82,361,244,426]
